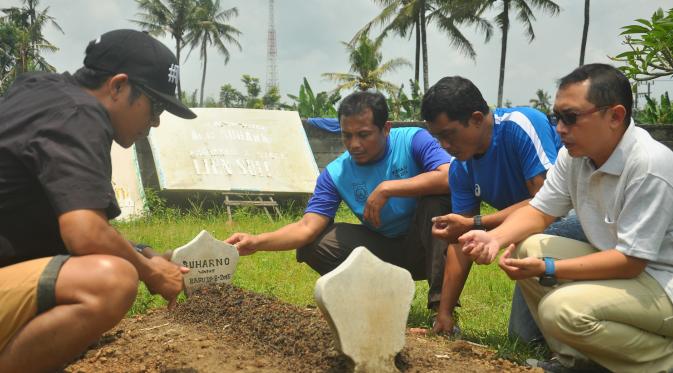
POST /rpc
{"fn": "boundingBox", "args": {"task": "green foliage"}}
[529,89,551,114]
[218,83,245,107]
[184,0,241,106]
[287,77,341,118]
[388,79,422,121]
[635,91,673,124]
[322,33,411,96]
[612,8,673,81]
[0,0,62,95]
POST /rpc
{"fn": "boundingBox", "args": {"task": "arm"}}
[433,241,472,334]
[431,173,546,242]
[364,163,449,227]
[499,245,647,281]
[225,212,331,255]
[58,209,186,305]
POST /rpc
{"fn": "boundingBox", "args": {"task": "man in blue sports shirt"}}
[226,91,452,308]
[420,76,574,337]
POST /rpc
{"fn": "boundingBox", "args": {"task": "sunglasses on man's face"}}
[549,106,612,126]
[135,85,166,121]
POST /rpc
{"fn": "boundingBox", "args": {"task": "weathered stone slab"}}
[314,247,414,373]
[171,230,239,295]
[110,142,146,220]
[148,108,319,194]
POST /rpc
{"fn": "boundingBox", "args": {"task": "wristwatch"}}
[538,257,558,287]
[473,215,486,230]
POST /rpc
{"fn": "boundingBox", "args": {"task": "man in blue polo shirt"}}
[226,91,452,308]
[420,76,570,338]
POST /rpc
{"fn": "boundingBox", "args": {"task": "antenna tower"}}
[265,0,278,94]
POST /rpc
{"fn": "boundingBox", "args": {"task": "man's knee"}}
[59,255,138,321]
[538,288,595,342]
[416,195,451,217]
[514,234,550,259]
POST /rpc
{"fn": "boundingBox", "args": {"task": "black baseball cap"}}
[84,29,196,119]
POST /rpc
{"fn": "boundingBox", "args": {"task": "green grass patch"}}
[115,201,544,363]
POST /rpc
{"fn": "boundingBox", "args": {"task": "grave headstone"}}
[170,230,239,295]
[110,142,146,220]
[314,247,414,373]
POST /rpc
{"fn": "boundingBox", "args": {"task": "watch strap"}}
[543,257,555,276]
[473,215,485,230]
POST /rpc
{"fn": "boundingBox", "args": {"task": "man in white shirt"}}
[458,63,673,372]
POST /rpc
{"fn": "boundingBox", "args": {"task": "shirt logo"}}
[391,165,409,178]
[353,183,368,202]
[474,184,481,197]
[168,64,180,84]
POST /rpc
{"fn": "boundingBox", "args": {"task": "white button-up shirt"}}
[531,122,673,301]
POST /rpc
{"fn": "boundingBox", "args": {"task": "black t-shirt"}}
[0,72,121,266]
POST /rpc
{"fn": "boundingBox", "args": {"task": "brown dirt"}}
[64,284,541,373]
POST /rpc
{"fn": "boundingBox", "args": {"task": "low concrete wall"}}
[302,121,673,171]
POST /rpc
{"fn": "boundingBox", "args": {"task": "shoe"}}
[526,357,611,373]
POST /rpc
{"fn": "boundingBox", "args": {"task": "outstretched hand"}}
[498,244,545,280]
[225,233,259,256]
[458,230,500,265]
[431,214,472,242]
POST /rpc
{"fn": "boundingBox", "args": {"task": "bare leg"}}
[0,255,138,372]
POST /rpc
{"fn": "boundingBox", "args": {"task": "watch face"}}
[539,275,558,287]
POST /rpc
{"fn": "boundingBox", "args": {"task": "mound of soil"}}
[65,284,541,373]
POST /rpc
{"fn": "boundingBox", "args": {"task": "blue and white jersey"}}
[451,107,561,214]
[306,127,451,238]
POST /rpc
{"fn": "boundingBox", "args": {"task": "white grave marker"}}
[314,247,414,373]
[110,142,146,220]
[171,230,239,295]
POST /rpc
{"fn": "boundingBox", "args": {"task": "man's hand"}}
[458,230,500,265]
[498,245,545,280]
[225,233,259,256]
[363,183,390,228]
[431,214,472,242]
[432,312,457,335]
[143,256,189,309]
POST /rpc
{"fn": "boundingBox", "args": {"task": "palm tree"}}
[0,0,62,93]
[322,33,411,96]
[185,0,241,106]
[529,88,551,114]
[132,0,197,100]
[480,0,560,106]
[352,0,490,92]
[579,0,590,66]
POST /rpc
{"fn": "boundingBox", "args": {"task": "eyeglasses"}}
[550,106,612,126]
[135,85,166,124]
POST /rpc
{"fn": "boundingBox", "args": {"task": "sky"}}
[4,0,672,108]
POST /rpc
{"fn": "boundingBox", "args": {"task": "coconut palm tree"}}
[132,0,198,100]
[353,0,490,92]
[479,0,560,106]
[322,33,411,96]
[185,0,241,106]
[529,88,551,114]
[579,0,590,66]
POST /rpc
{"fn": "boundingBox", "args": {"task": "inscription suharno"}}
[171,230,239,295]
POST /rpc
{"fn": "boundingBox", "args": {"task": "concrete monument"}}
[171,230,239,295]
[110,142,146,220]
[314,247,414,373]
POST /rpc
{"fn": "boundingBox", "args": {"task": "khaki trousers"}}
[516,234,673,373]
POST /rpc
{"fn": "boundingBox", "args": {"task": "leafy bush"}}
[635,92,673,124]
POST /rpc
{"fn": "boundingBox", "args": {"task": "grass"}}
[114,201,545,363]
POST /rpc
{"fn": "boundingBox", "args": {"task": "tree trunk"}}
[414,16,420,85]
[497,0,510,107]
[176,38,183,101]
[200,44,207,107]
[420,2,429,93]
[579,0,590,66]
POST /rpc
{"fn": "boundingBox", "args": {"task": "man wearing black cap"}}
[0,29,196,371]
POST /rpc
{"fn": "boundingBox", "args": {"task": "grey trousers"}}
[296,195,451,308]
